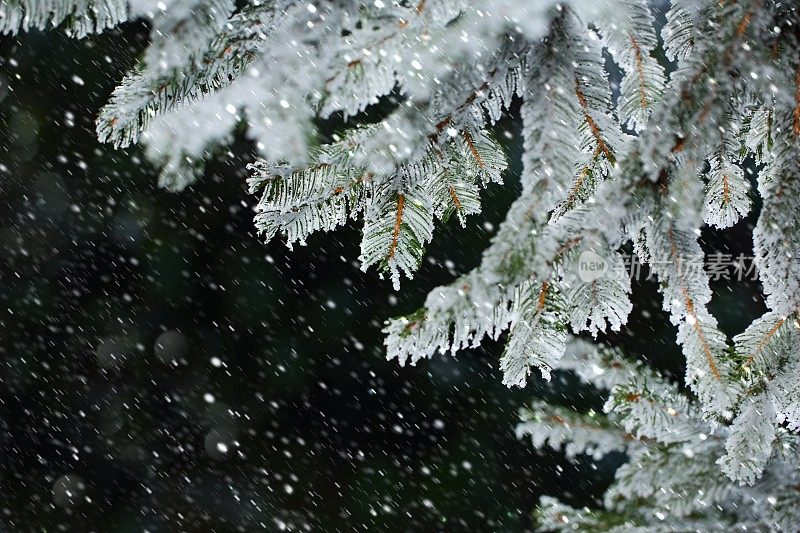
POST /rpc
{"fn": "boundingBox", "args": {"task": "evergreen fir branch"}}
[606,442,733,518]
[793,65,800,138]
[606,375,706,445]
[522,10,627,218]
[595,0,666,131]
[702,154,751,229]
[500,281,568,386]
[141,88,240,191]
[249,161,373,248]
[525,342,787,527]
[18,1,800,521]
[565,253,632,337]
[733,311,797,384]
[319,0,458,119]
[0,0,128,37]
[428,130,506,226]
[661,3,695,63]
[574,71,615,164]
[384,191,625,380]
[535,496,647,532]
[140,0,235,73]
[516,402,636,460]
[718,395,779,485]
[638,1,766,179]
[382,182,548,367]
[384,275,518,366]
[745,104,774,162]
[427,36,528,147]
[550,150,600,219]
[359,173,434,290]
[637,216,740,415]
[770,360,800,435]
[96,1,295,148]
[555,340,644,392]
[715,311,800,482]
[752,134,800,314]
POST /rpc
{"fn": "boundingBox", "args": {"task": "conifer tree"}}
[5,0,800,526]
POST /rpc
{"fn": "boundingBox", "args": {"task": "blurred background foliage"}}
[0,18,765,531]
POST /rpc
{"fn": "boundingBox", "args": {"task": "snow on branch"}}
[524,343,800,529]
[0,0,128,37]
[21,0,800,510]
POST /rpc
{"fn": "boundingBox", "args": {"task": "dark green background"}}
[0,19,764,531]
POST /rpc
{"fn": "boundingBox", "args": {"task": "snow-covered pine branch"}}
[596,0,665,132]
[633,214,739,415]
[500,281,568,386]
[97,1,300,150]
[516,401,635,461]
[753,130,800,315]
[14,0,800,500]
[0,0,128,37]
[525,342,800,531]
